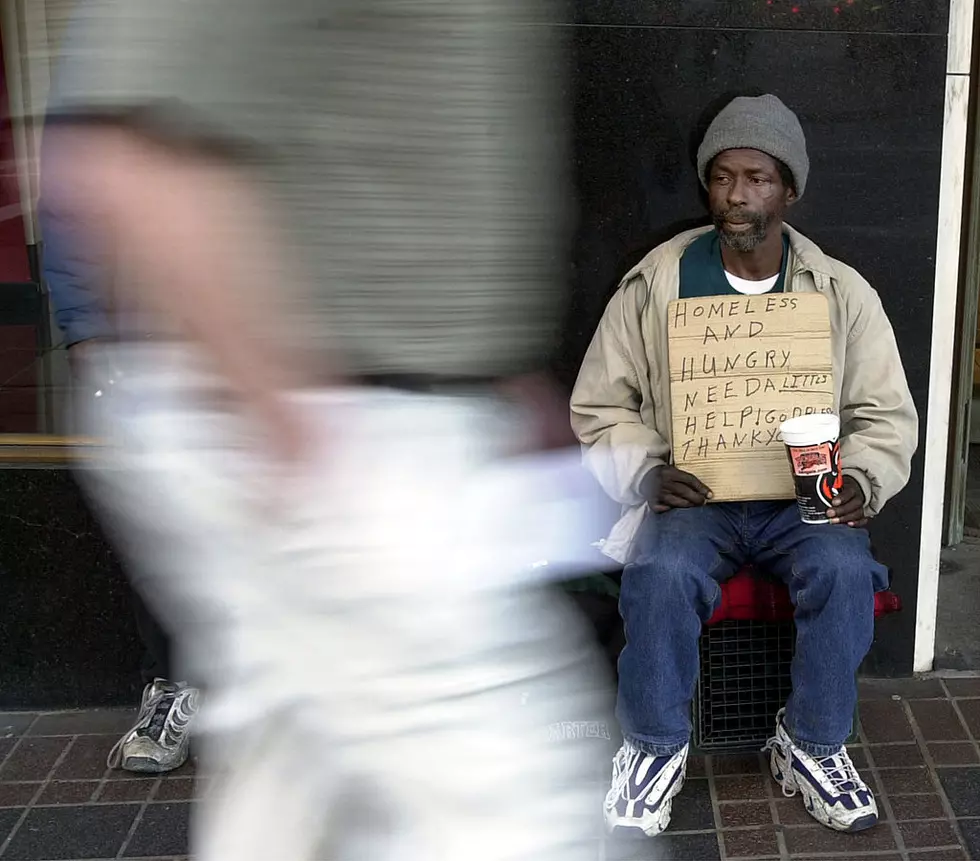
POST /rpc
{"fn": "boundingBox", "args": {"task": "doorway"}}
[941,4,980,669]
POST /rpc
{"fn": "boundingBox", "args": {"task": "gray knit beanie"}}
[697,95,809,197]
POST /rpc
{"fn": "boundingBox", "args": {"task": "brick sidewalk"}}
[1,675,979,860]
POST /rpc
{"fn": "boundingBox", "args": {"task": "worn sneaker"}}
[107,679,200,773]
[765,709,877,832]
[603,740,689,837]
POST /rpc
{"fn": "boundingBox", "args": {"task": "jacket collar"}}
[782,223,837,289]
[623,222,837,291]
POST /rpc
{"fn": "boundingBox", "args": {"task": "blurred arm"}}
[43,126,316,462]
[38,106,113,348]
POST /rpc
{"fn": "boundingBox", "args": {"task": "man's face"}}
[707,149,796,252]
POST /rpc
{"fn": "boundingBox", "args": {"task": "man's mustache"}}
[714,208,765,224]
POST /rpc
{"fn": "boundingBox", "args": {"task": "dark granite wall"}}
[0,469,141,709]
[555,0,951,675]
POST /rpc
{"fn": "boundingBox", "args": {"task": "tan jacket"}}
[570,224,918,563]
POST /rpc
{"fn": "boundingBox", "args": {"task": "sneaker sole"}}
[604,773,686,838]
[844,813,879,833]
[121,752,188,774]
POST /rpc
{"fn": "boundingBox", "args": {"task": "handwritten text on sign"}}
[666,293,834,502]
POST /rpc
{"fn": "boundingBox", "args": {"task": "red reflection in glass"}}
[0,33,30,282]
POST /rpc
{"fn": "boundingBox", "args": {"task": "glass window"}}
[0,0,83,459]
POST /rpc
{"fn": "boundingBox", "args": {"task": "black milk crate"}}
[693,619,795,753]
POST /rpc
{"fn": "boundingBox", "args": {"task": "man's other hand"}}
[646,465,713,513]
[828,475,868,527]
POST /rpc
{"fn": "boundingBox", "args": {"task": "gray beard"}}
[719,226,766,252]
[714,212,773,252]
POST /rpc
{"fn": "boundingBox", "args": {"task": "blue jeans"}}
[618,502,889,757]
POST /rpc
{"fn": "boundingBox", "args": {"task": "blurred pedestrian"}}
[42,1,605,859]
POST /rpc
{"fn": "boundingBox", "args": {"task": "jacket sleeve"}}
[570,277,670,506]
[838,279,919,515]
[38,134,112,347]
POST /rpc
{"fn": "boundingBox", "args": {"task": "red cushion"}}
[705,564,901,626]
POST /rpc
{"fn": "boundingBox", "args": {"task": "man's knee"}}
[636,507,720,559]
[793,531,881,605]
[625,544,721,614]
[626,507,731,608]
[626,545,697,590]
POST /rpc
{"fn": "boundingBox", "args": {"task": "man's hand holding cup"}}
[828,475,868,528]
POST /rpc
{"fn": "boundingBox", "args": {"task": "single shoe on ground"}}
[107,679,200,773]
[603,739,689,837]
[765,708,878,833]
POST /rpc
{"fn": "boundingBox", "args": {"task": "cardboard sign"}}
[666,293,834,501]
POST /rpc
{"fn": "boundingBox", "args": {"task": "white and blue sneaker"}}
[603,740,689,837]
[765,709,878,833]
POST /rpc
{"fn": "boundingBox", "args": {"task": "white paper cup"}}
[779,413,842,524]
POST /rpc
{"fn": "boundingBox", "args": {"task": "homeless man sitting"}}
[570,94,918,838]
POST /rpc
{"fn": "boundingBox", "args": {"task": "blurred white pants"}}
[77,344,606,861]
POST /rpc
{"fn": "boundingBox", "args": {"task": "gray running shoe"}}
[107,679,200,773]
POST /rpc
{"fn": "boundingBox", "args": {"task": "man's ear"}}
[785,188,798,207]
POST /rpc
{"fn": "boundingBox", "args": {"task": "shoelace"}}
[812,748,862,793]
[763,736,863,797]
[605,743,640,806]
[105,687,177,769]
[762,736,797,798]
